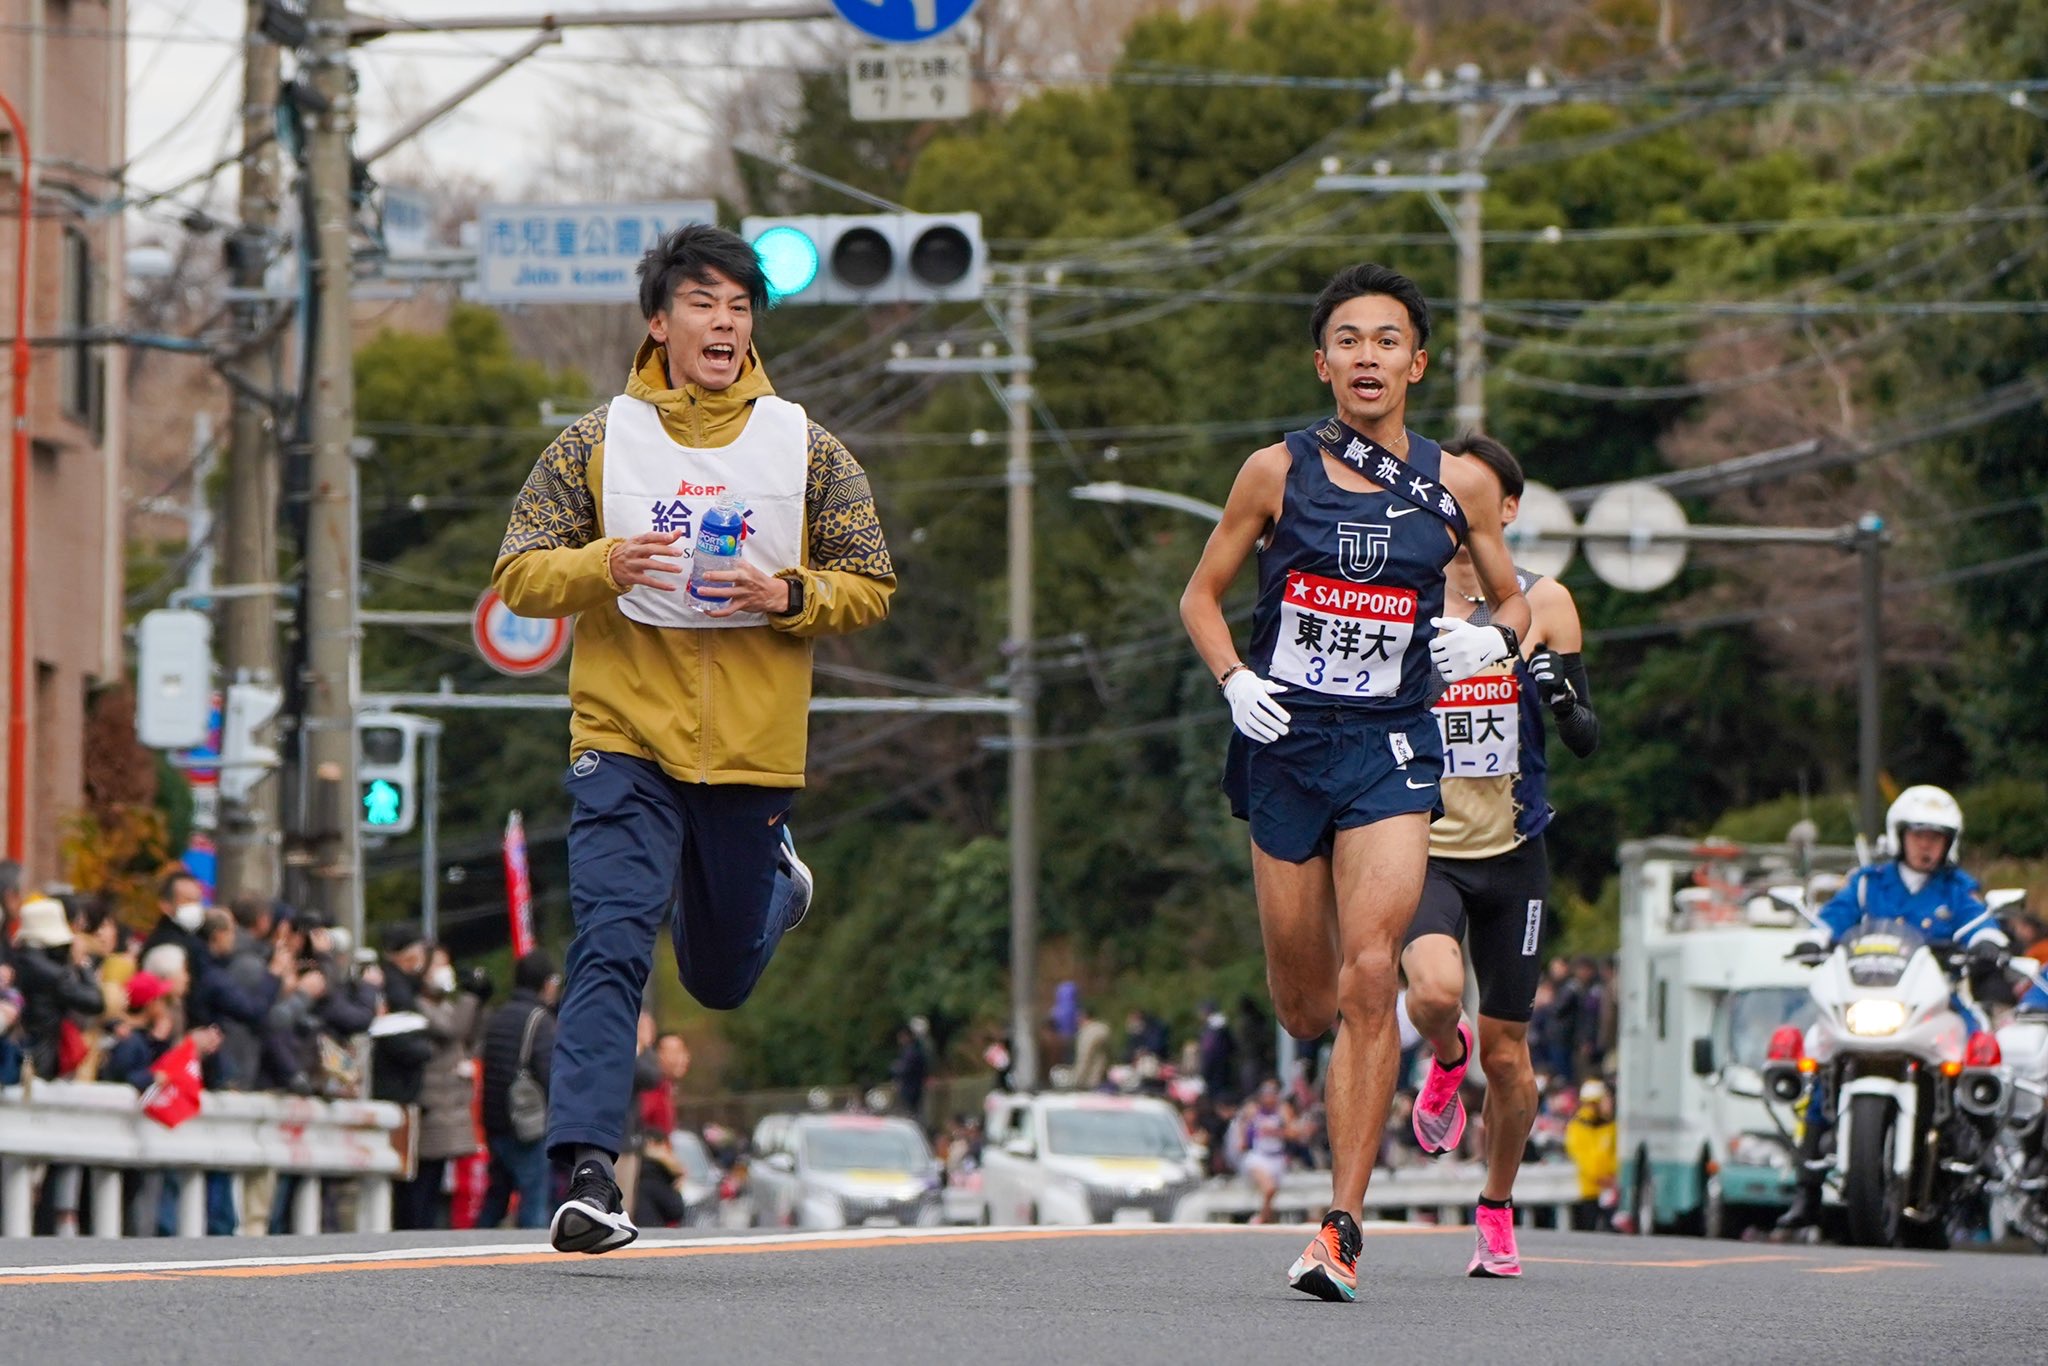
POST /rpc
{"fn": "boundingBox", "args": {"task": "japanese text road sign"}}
[476,201,715,304]
[849,44,971,121]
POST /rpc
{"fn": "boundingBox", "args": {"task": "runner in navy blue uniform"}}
[1180,264,1530,1302]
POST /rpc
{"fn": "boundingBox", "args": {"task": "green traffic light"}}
[363,778,403,827]
[752,224,820,301]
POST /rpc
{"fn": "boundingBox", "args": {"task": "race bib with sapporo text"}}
[1434,672,1521,777]
[1268,570,1417,698]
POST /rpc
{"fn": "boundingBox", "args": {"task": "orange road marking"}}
[0,1222,1454,1289]
[1523,1253,1802,1270]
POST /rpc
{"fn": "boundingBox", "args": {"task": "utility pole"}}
[1855,514,1887,839]
[1004,278,1040,1093]
[216,0,285,900]
[1316,63,1529,436]
[301,0,362,938]
[1454,75,1486,434]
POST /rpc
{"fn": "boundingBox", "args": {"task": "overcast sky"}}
[126,0,847,223]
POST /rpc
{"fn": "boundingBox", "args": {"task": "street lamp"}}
[1070,481,1223,524]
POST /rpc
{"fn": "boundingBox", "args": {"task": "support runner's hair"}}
[1310,262,1430,351]
[636,224,770,320]
[1441,433,1524,500]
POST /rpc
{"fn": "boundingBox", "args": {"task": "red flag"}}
[141,1037,203,1129]
[504,809,535,958]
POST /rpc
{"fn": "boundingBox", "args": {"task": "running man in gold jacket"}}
[492,225,894,1254]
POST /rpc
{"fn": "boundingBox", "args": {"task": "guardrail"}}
[1177,1161,1583,1225]
[0,1082,408,1238]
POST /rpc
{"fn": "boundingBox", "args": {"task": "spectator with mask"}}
[408,946,486,1230]
[480,952,561,1229]
[12,896,104,1080]
[369,922,434,1111]
[141,870,209,972]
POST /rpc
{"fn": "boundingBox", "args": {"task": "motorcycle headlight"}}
[1845,999,1907,1037]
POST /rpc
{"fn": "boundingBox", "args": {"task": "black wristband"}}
[1493,623,1520,663]
[777,576,806,617]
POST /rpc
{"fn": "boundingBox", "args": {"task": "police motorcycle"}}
[1953,915,2048,1250]
[1761,918,2001,1248]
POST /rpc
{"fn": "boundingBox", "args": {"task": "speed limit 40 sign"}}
[472,590,571,677]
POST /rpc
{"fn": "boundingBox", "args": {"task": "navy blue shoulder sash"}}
[1288,415,1468,543]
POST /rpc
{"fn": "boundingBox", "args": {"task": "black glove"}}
[1969,939,2008,969]
[463,966,496,1003]
[1790,941,1828,964]
[1529,648,1577,716]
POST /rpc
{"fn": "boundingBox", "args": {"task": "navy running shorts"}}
[1224,705,1444,864]
[1403,834,1550,1023]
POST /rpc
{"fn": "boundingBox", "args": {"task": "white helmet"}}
[1885,784,1964,864]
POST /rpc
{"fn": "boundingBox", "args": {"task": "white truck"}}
[1616,836,1859,1238]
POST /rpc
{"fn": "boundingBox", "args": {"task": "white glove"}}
[1222,669,1291,743]
[1428,616,1512,685]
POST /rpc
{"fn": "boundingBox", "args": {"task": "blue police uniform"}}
[1818,862,1999,949]
[1223,423,1463,863]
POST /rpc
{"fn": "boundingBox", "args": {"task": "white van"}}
[1616,836,1858,1237]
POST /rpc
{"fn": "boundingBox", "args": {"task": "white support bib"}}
[599,394,807,629]
[1267,569,1417,698]
[1433,669,1521,778]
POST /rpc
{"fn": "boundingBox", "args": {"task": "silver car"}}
[747,1113,942,1230]
[979,1093,1203,1225]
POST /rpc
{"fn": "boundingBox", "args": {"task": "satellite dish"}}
[1504,480,1577,580]
[1582,481,1689,592]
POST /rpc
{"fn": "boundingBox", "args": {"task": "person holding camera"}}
[409,946,491,1230]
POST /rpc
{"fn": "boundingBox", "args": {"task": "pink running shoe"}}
[1467,1203,1521,1278]
[1412,1020,1472,1155]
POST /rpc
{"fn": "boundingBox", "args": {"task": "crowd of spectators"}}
[0,859,621,1237]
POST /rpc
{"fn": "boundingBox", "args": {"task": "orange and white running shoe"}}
[1288,1210,1362,1302]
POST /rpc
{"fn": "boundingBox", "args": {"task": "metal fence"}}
[0,1081,407,1238]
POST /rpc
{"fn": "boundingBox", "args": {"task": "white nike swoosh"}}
[1386,505,1419,519]
[1406,778,1435,789]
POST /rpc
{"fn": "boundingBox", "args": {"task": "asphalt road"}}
[3,1222,2042,1366]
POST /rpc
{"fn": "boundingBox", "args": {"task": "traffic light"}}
[357,713,431,836]
[218,683,282,804]
[740,213,984,305]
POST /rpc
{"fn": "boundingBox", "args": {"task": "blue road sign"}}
[831,0,979,44]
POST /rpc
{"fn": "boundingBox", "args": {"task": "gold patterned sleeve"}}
[769,422,895,637]
[490,405,625,619]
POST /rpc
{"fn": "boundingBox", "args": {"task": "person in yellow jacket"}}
[492,224,894,1255]
[1564,1078,1618,1231]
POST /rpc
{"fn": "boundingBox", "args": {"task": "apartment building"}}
[0,0,129,883]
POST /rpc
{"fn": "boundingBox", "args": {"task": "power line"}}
[1587,544,2048,644]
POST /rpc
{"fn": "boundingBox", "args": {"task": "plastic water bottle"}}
[686,492,746,613]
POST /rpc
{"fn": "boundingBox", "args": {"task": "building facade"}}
[0,0,129,884]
